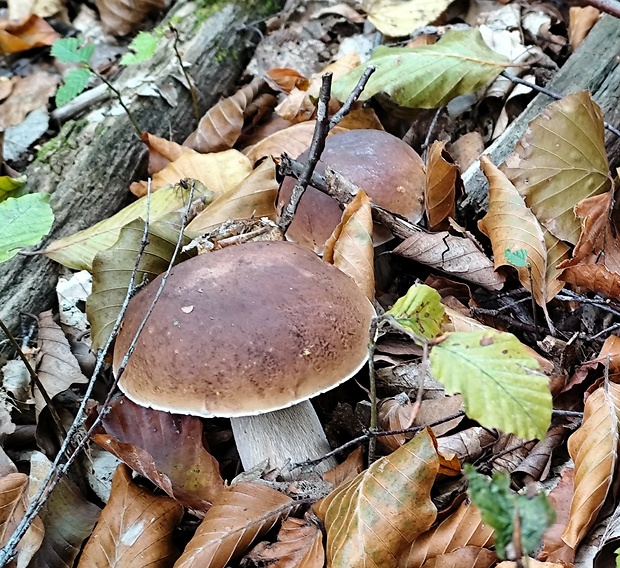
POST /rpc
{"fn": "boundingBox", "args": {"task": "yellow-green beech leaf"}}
[0,174,27,203]
[386,284,444,339]
[43,182,213,271]
[362,0,452,37]
[0,193,54,263]
[86,219,194,352]
[314,428,439,567]
[429,331,551,440]
[333,29,509,108]
[502,91,611,245]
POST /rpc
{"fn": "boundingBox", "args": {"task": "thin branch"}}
[367,318,380,464]
[329,65,376,128]
[421,106,444,159]
[170,25,200,126]
[571,0,620,18]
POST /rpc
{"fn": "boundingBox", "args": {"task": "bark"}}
[0,0,284,333]
[461,14,620,219]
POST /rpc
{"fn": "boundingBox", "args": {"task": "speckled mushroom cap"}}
[279,129,426,254]
[113,241,375,418]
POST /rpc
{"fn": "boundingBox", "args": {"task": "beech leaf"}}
[94,0,166,36]
[333,29,509,108]
[429,331,551,440]
[386,283,445,340]
[314,428,439,567]
[502,91,611,244]
[362,0,453,37]
[425,141,458,231]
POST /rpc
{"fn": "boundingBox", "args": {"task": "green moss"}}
[192,0,282,30]
[36,137,63,163]
[36,119,89,163]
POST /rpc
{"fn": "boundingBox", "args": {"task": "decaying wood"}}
[0,0,285,333]
[461,15,620,218]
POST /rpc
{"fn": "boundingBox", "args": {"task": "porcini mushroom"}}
[113,241,374,474]
[279,129,426,254]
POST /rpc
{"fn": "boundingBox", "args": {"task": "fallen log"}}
[0,0,284,333]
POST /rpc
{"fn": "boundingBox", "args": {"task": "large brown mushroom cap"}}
[279,129,426,253]
[113,241,374,418]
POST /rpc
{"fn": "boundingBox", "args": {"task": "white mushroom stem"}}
[231,400,338,477]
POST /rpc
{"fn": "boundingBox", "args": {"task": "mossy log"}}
[0,0,284,333]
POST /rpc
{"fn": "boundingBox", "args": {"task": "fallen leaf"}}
[378,394,417,451]
[413,395,464,437]
[386,283,446,340]
[322,447,364,489]
[93,396,224,512]
[539,467,575,564]
[94,0,166,36]
[0,72,58,130]
[266,68,310,93]
[419,547,496,568]
[362,0,453,37]
[425,141,458,231]
[141,132,196,175]
[569,6,600,51]
[78,464,183,567]
[174,482,294,568]
[0,13,59,53]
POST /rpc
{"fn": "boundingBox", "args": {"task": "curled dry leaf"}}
[419,547,496,568]
[94,0,166,36]
[174,482,294,568]
[78,464,183,567]
[0,473,44,567]
[185,157,278,234]
[93,396,223,512]
[142,132,196,175]
[266,68,311,93]
[378,394,417,452]
[322,447,365,490]
[0,13,59,53]
[562,383,620,549]
[479,156,569,306]
[425,141,458,231]
[314,428,439,568]
[36,310,88,413]
[502,90,611,245]
[245,516,324,568]
[393,231,505,290]
[131,149,252,197]
[569,6,600,51]
[0,72,58,130]
[539,467,575,565]
[413,395,464,437]
[323,190,375,301]
[185,78,275,153]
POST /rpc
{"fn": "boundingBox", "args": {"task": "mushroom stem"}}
[231,400,338,477]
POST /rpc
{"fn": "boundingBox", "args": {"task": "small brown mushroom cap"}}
[279,129,426,253]
[113,241,374,418]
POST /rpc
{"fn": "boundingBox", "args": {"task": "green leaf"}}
[429,330,551,440]
[51,38,94,64]
[333,29,509,108]
[55,68,92,107]
[616,547,620,567]
[0,194,54,263]
[121,31,161,66]
[465,464,555,559]
[504,248,529,268]
[386,284,444,339]
[0,174,27,203]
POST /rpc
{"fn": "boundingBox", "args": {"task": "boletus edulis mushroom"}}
[279,129,426,254]
[113,241,374,475]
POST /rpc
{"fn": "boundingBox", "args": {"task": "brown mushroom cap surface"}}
[279,129,426,253]
[113,241,374,418]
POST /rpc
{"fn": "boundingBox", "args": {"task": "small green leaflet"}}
[0,175,27,203]
[386,284,444,339]
[51,38,94,64]
[55,68,92,107]
[429,330,552,440]
[121,31,161,66]
[0,194,54,264]
[505,248,529,268]
[466,465,555,559]
[333,29,509,108]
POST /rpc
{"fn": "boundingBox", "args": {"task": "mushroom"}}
[113,241,374,475]
[279,129,426,254]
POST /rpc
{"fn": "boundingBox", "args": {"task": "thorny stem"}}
[0,179,156,567]
[170,25,200,126]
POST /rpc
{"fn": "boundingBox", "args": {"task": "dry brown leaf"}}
[130,150,252,197]
[184,78,275,153]
[35,310,88,413]
[539,467,575,564]
[479,156,569,306]
[378,394,417,451]
[425,141,458,231]
[442,305,493,333]
[0,72,57,130]
[185,157,278,234]
[323,190,375,301]
[244,121,347,164]
[0,473,44,567]
[502,91,611,245]
[93,396,223,512]
[0,13,59,53]
[562,383,620,549]
[420,547,496,568]
[94,0,166,36]
[393,231,505,290]
[448,132,484,172]
[436,427,498,463]
[496,561,564,568]
[275,87,317,124]
[561,264,620,298]
[322,447,364,489]
[569,6,600,51]
[265,68,311,93]
[568,191,611,265]
[314,428,439,568]
[413,395,464,437]
[174,482,294,568]
[78,464,183,567]
[337,106,385,131]
[245,516,324,568]
[400,501,494,568]
[141,132,196,175]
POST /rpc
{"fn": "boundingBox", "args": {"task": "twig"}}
[329,66,376,128]
[169,25,200,126]
[421,106,444,160]
[0,179,155,567]
[571,0,620,19]
[555,289,620,319]
[367,318,380,464]
[500,71,620,138]
[278,73,332,233]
